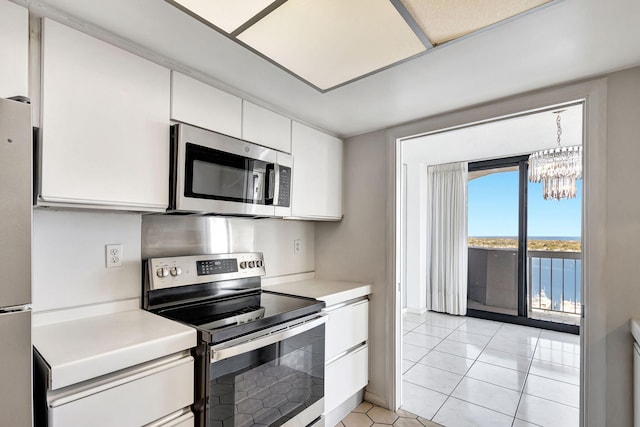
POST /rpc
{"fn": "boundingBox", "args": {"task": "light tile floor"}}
[399,311,580,427]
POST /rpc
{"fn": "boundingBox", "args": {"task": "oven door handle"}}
[210,314,326,363]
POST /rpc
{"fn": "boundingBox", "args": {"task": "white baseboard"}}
[325,389,364,427]
[404,306,428,315]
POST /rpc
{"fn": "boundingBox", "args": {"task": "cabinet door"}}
[291,122,343,219]
[242,100,291,153]
[0,0,28,99]
[325,344,368,414]
[40,19,170,211]
[325,300,369,361]
[171,71,242,138]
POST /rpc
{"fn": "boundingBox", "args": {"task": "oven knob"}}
[156,267,169,278]
[239,261,247,269]
[170,267,182,277]
[256,260,263,268]
[248,261,255,268]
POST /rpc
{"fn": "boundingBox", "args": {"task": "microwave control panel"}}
[278,166,291,207]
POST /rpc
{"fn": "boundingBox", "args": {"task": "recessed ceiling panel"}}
[400,0,552,45]
[236,0,426,91]
[171,0,277,33]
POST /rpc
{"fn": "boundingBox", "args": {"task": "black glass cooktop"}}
[155,290,325,344]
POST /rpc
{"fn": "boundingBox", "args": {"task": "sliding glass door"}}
[467,157,527,318]
[466,155,581,332]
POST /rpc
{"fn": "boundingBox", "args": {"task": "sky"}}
[468,170,582,238]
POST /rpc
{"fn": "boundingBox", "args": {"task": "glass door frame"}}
[466,155,578,334]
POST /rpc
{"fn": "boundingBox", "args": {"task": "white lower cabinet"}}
[325,299,369,361]
[45,354,194,427]
[325,344,368,414]
[144,409,194,427]
[324,299,369,415]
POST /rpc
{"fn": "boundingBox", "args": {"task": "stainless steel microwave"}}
[169,124,292,217]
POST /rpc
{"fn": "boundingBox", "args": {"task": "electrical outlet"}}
[293,239,301,254]
[106,244,123,268]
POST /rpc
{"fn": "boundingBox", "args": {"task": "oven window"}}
[192,160,248,199]
[208,324,324,427]
[185,143,267,204]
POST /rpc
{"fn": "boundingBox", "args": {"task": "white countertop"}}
[33,309,197,390]
[265,279,371,307]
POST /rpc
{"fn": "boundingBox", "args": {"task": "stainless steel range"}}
[143,252,326,427]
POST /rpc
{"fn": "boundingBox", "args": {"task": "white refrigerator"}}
[0,96,33,426]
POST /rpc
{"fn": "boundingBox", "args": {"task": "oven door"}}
[172,124,278,216]
[198,315,325,427]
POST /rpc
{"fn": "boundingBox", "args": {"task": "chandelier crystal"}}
[528,111,582,200]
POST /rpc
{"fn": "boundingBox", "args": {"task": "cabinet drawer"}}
[48,356,193,427]
[325,344,368,414]
[145,409,194,427]
[325,300,368,361]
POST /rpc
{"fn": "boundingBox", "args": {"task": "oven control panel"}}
[147,252,265,291]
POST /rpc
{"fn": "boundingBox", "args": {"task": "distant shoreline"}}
[471,236,581,241]
[469,237,581,252]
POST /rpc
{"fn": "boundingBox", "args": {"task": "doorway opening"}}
[396,101,585,425]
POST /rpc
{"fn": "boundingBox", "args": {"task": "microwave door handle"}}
[252,173,259,202]
[273,164,280,206]
[252,172,262,203]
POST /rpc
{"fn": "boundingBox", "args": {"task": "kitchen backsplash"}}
[32,210,315,312]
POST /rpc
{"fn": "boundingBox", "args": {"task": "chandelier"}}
[528,110,582,200]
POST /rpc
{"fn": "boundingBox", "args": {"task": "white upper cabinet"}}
[290,122,343,220]
[171,71,242,138]
[0,0,28,99]
[242,100,291,153]
[39,19,170,211]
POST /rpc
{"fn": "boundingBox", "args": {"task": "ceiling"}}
[24,0,640,138]
[168,0,550,91]
[403,103,584,165]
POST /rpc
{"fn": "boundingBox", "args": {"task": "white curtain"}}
[427,162,468,315]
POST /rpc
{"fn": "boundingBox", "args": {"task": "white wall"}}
[315,130,389,405]
[404,163,427,313]
[255,218,315,278]
[33,210,142,312]
[315,69,640,425]
[33,210,316,312]
[604,66,640,427]
[401,71,640,425]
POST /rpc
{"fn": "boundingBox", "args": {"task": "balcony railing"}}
[528,250,582,315]
[468,246,582,321]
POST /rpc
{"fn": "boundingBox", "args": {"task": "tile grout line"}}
[511,328,541,425]
[401,313,579,427]
[427,317,467,422]
[429,316,504,423]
